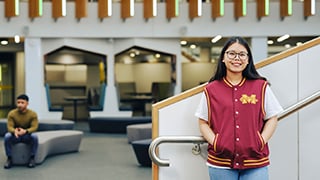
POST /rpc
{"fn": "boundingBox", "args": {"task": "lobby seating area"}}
[0,122,151,179]
[0,118,82,167]
[0,116,153,168]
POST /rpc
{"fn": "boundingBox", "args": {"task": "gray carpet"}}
[0,122,152,180]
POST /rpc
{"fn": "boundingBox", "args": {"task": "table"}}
[64,96,87,122]
[121,94,153,116]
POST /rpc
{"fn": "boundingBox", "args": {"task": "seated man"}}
[3,94,39,169]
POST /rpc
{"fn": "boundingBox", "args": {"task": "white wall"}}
[259,55,300,180]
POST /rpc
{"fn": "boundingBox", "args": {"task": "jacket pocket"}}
[256,131,265,151]
[213,133,219,152]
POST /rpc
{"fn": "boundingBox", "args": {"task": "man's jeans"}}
[4,132,39,157]
[208,166,269,180]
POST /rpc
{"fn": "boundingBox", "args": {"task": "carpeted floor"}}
[0,122,152,180]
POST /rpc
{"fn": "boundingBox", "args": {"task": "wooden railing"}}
[3,0,316,21]
[255,37,320,69]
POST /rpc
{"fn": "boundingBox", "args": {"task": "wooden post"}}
[98,0,112,19]
[52,0,67,19]
[76,0,88,20]
[304,0,315,19]
[189,0,201,20]
[257,0,269,20]
[144,0,157,20]
[5,0,19,18]
[29,0,43,19]
[166,0,179,20]
[280,0,292,19]
[234,0,246,20]
[212,0,224,19]
[121,0,134,20]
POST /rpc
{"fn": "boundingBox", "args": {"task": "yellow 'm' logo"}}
[240,94,258,104]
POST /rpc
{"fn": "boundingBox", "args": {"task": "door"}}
[0,53,15,118]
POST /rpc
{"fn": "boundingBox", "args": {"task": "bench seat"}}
[131,139,152,167]
[126,123,152,143]
[11,130,83,165]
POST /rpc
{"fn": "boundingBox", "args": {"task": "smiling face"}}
[222,42,249,75]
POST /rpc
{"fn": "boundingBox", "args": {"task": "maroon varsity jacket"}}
[204,78,269,169]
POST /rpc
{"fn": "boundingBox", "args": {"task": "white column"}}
[25,38,62,120]
[90,39,133,117]
[251,37,268,63]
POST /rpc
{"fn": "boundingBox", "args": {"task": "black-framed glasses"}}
[225,51,248,60]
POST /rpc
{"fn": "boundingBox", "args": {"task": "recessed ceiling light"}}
[14,35,20,43]
[190,44,196,49]
[180,40,187,45]
[267,40,274,45]
[129,52,135,57]
[277,34,290,42]
[1,40,8,45]
[211,35,222,43]
[284,44,291,48]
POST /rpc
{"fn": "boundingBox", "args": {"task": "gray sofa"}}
[11,130,83,165]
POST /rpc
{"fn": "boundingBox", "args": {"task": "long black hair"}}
[209,36,266,82]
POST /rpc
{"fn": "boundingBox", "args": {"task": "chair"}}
[151,82,174,103]
[45,83,64,111]
[116,82,137,111]
[88,83,106,111]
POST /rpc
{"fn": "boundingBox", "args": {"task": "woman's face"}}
[223,42,249,74]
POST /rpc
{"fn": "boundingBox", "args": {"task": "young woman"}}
[195,37,283,180]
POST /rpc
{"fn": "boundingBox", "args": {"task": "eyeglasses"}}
[225,51,248,60]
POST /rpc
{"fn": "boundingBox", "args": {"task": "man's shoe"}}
[28,158,36,168]
[4,158,12,169]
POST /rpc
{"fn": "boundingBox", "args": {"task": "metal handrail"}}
[149,90,320,167]
[278,90,320,120]
[148,136,206,167]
